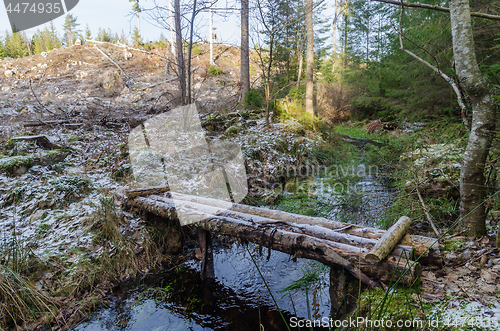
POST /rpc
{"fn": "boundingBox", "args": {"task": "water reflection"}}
[75,242,331,331]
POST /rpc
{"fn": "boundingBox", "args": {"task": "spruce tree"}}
[132,26,142,46]
[85,24,92,41]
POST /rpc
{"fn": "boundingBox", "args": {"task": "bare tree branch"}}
[372,0,500,20]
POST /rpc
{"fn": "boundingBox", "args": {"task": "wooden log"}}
[149,194,415,260]
[22,120,70,127]
[197,228,215,282]
[366,216,412,262]
[125,186,171,199]
[9,135,61,150]
[125,196,419,286]
[164,192,442,266]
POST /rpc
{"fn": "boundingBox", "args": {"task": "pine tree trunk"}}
[209,0,215,65]
[240,0,250,96]
[449,0,496,236]
[305,0,314,115]
[169,0,175,55]
[332,0,338,72]
[174,0,186,105]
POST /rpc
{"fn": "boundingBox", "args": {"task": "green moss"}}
[359,288,424,329]
[67,135,81,142]
[0,155,33,174]
[225,126,239,136]
[443,238,467,251]
[49,175,91,194]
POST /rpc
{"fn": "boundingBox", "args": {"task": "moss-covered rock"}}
[0,155,33,175]
[0,150,69,176]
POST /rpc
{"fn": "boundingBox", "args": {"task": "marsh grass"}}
[0,217,58,329]
[67,195,160,297]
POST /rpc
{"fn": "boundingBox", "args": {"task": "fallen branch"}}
[150,194,415,260]
[22,120,70,127]
[414,178,441,237]
[93,45,132,85]
[9,135,61,150]
[165,191,442,266]
[138,67,199,91]
[29,79,58,115]
[86,40,169,60]
[371,0,500,20]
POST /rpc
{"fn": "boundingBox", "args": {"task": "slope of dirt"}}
[0,42,259,139]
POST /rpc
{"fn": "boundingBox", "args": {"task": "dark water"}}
[74,242,332,331]
[75,148,393,331]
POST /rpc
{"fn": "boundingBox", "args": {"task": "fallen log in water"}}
[124,195,420,286]
[163,192,442,266]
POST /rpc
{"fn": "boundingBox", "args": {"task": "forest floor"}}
[1,43,500,330]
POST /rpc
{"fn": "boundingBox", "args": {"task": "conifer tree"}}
[132,26,142,46]
[85,24,92,41]
[120,29,128,44]
[63,14,80,46]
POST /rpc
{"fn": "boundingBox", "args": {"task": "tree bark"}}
[305,0,314,115]
[164,191,442,265]
[126,196,419,286]
[240,0,250,96]
[449,0,497,236]
[174,0,186,105]
[187,0,197,104]
[149,194,415,260]
[366,216,412,262]
[371,0,500,21]
[169,0,175,55]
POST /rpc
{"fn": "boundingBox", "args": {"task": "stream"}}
[75,138,394,331]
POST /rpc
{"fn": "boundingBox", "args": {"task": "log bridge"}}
[121,187,443,289]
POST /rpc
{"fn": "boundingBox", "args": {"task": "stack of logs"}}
[121,187,443,288]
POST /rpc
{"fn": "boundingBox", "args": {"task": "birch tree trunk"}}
[174,0,186,105]
[305,0,314,115]
[240,0,250,96]
[449,0,497,236]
